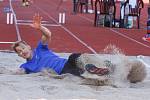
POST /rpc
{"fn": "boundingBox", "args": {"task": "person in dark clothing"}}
[72,0,78,14]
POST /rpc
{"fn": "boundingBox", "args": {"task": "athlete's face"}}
[15,43,32,59]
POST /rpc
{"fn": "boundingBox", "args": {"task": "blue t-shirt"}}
[20,41,67,74]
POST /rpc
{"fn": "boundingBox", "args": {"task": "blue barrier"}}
[3,7,11,13]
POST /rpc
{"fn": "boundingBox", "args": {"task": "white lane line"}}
[9,0,21,41]
[0,42,15,44]
[17,22,61,27]
[110,28,150,49]
[17,19,49,23]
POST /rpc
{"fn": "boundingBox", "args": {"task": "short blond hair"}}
[12,41,28,52]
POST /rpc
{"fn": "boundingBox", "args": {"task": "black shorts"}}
[61,53,84,76]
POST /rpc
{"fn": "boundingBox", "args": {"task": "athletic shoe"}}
[143,33,150,41]
[85,64,109,76]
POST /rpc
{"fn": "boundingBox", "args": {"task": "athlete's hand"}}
[30,13,42,29]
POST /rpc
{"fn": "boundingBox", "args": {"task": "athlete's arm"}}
[30,13,52,45]
[0,67,26,75]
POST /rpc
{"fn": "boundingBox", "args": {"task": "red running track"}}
[0,0,150,56]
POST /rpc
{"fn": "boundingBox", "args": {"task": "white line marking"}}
[110,28,150,49]
[17,19,49,23]
[17,22,61,27]
[0,42,15,44]
[9,0,21,41]
[7,13,10,24]
[62,13,65,24]
[10,13,13,24]
[59,13,62,23]
[79,15,150,49]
